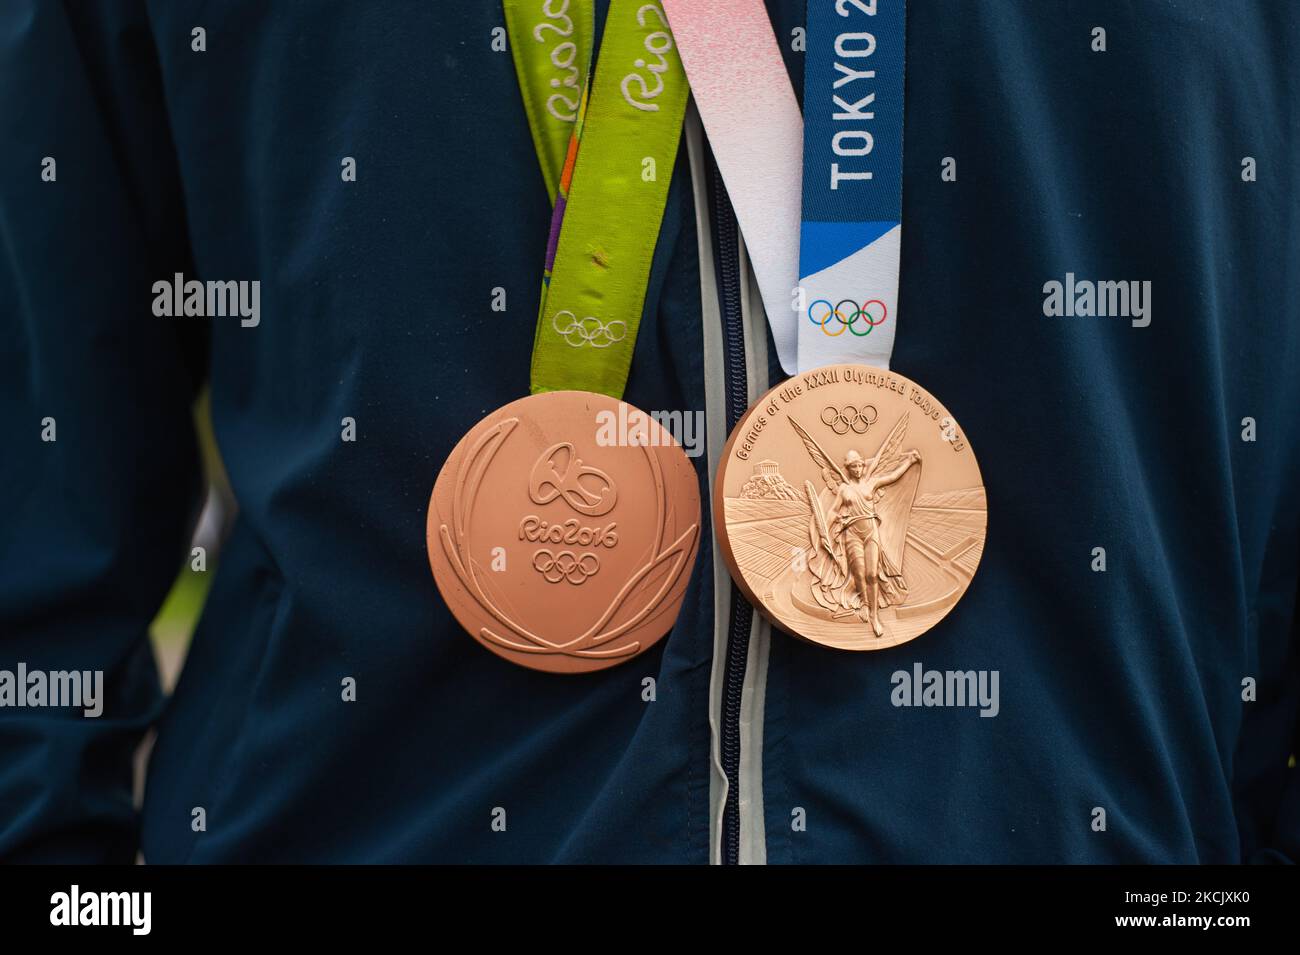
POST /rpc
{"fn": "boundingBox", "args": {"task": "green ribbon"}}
[504,0,596,203]
[506,1,689,399]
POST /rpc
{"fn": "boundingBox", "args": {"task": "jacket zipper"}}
[711,159,752,866]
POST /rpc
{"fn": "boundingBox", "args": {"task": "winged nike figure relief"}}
[791,415,922,637]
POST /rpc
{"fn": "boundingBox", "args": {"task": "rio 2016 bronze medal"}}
[715,364,986,651]
[427,391,701,673]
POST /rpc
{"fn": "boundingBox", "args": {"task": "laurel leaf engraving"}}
[578,523,699,649]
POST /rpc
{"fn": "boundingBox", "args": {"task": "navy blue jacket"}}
[1,1,1297,863]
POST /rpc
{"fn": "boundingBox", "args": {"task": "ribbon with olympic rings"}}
[662,1,907,374]
[523,2,690,398]
[795,0,907,372]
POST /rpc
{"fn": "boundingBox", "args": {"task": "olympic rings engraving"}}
[552,310,627,348]
[807,298,888,337]
[532,548,600,584]
[820,404,878,435]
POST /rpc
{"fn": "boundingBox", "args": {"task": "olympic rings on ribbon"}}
[820,404,878,435]
[532,548,600,584]
[806,299,888,337]
[552,310,627,348]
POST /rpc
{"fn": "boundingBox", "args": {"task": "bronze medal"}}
[715,364,986,651]
[428,391,701,673]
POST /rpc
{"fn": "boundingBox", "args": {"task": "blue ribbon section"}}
[800,0,906,275]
